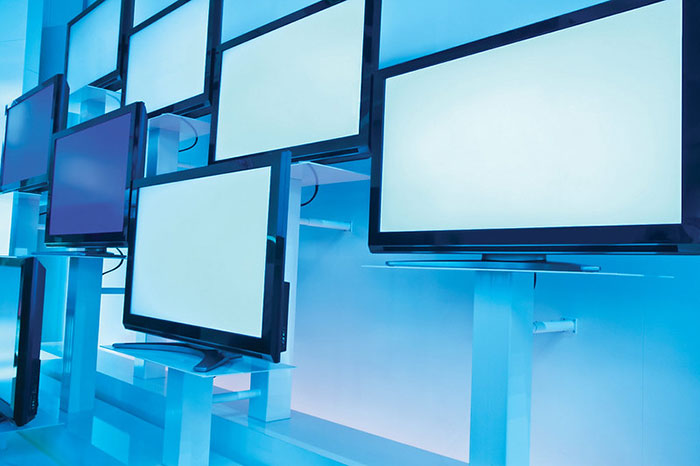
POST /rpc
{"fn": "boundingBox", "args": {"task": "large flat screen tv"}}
[45,103,147,248]
[122,153,290,363]
[124,0,220,117]
[211,0,377,164]
[66,0,131,92]
[0,257,46,427]
[369,0,700,254]
[1,75,69,193]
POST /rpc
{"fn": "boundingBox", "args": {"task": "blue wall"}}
[292,161,700,464]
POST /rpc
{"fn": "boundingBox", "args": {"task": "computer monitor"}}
[66,0,130,91]
[1,75,68,193]
[45,103,147,248]
[124,0,220,117]
[369,0,700,254]
[123,153,290,363]
[211,0,377,164]
[0,257,46,427]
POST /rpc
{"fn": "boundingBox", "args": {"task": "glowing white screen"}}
[221,0,316,42]
[380,0,682,233]
[67,0,122,91]
[215,0,365,161]
[125,0,209,113]
[133,0,178,26]
[130,167,272,338]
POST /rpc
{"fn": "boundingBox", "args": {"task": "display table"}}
[104,345,292,466]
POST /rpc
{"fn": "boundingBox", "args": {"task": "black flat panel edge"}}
[123,152,291,362]
[44,102,147,248]
[368,0,700,254]
[0,257,45,426]
[375,0,663,79]
[218,1,329,50]
[209,0,378,165]
[65,0,134,92]
[122,0,221,118]
[1,74,69,194]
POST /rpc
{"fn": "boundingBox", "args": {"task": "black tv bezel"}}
[0,74,69,194]
[369,0,700,254]
[45,102,147,248]
[209,0,379,164]
[131,0,178,27]
[65,0,134,92]
[122,152,291,363]
[0,257,46,427]
[122,0,222,118]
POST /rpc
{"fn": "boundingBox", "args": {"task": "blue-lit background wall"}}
[2,0,699,464]
[293,161,700,464]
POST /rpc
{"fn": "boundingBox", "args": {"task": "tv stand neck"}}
[112,342,240,372]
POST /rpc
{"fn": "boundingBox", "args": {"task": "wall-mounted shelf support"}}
[299,218,352,231]
[533,319,577,334]
[213,389,262,403]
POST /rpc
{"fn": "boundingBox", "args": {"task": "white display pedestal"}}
[382,258,618,466]
[104,345,293,466]
[146,113,210,176]
[60,256,104,414]
[68,85,121,127]
[0,191,40,256]
[470,271,534,466]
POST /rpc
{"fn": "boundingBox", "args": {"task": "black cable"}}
[178,117,199,152]
[39,211,46,216]
[301,165,319,207]
[102,247,125,276]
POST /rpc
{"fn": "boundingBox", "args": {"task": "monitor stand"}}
[36,247,125,259]
[386,254,601,274]
[112,342,241,372]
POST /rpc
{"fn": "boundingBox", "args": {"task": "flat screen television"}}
[1,75,69,193]
[369,0,700,254]
[124,0,220,117]
[66,0,132,91]
[0,257,46,427]
[211,0,377,164]
[45,103,147,248]
[122,153,290,365]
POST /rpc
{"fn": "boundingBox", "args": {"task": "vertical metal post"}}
[470,271,535,466]
[249,176,301,422]
[162,369,214,466]
[60,256,103,414]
